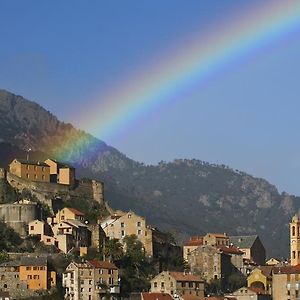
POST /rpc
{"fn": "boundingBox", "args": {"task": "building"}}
[227,287,271,300]
[290,214,300,266]
[0,257,56,299]
[28,219,57,246]
[55,207,85,223]
[63,260,120,300]
[100,210,153,256]
[247,267,273,295]
[229,235,266,266]
[44,159,75,186]
[272,264,300,300]
[9,158,50,182]
[150,271,204,299]
[187,245,232,285]
[265,258,281,266]
[183,237,203,261]
[203,233,229,247]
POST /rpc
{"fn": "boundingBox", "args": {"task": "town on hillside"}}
[0,158,298,300]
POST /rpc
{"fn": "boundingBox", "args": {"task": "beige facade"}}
[45,159,75,186]
[227,287,271,300]
[290,214,300,266]
[150,271,204,299]
[101,211,153,256]
[55,207,85,223]
[63,260,120,300]
[9,159,50,183]
[247,267,272,294]
[272,265,300,300]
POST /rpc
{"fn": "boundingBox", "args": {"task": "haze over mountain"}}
[0,89,297,258]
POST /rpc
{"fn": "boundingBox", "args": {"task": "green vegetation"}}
[0,220,22,251]
[0,179,18,203]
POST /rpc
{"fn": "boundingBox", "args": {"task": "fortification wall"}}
[0,203,38,237]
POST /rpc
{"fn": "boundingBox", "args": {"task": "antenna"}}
[26,148,32,161]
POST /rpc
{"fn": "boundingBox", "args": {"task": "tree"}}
[103,239,123,262]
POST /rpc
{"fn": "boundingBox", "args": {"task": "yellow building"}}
[290,214,300,266]
[247,266,273,294]
[44,158,75,186]
[100,210,153,256]
[19,257,56,290]
[9,159,50,182]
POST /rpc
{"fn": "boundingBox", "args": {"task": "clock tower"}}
[290,214,300,266]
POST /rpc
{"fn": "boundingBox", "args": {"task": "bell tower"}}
[290,214,300,266]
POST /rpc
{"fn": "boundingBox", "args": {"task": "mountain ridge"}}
[0,89,297,257]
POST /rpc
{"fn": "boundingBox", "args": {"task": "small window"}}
[42,175,45,180]
[161,282,164,288]
[138,230,142,235]
[154,282,157,288]
[30,226,34,230]
[128,214,131,218]
[26,173,29,179]
[121,222,125,228]
[137,221,141,227]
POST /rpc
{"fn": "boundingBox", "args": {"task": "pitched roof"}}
[201,297,237,300]
[218,245,244,255]
[20,256,47,266]
[259,266,274,278]
[229,235,258,248]
[88,260,118,270]
[67,207,84,216]
[142,293,173,300]
[248,287,270,295]
[181,295,203,300]
[169,272,203,282]
[64,219,88,228]
[273,264,300,274]
[13,158,49,167]
[185,237,203,247]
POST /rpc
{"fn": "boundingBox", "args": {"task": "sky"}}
[0,1,300,194]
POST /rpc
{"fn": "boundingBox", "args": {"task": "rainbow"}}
[54,1,300,162]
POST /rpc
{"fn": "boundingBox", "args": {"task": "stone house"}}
[63,259,120,300]
[0,257,56,299]
[44,159,75,186]
[187,245,232,285]
[54,207,85,223]
[229,235,266,266]
[150,271,204,299]
[183,236,203,261]
[203,233,229,247]
[100,210,153,256]
[9,159,50,183]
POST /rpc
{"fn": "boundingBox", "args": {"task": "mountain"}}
[0,89,297,258]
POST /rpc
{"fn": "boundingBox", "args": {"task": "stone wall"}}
[0,203,38,237]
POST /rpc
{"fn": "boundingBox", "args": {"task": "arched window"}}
[293,251,296,259]
[293,226,296,236]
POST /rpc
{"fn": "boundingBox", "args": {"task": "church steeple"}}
[290,214,300,266]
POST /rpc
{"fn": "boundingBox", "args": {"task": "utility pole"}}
[26,148,31,161]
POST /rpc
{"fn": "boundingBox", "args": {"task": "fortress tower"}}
[290,214,300,266]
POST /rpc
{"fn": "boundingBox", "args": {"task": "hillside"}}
[0,89,297,257]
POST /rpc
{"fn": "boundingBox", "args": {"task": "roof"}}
[45,158,74,169]
[170,272,203,282]
[201,297,237,300]
[66,207,85,216]
[218,245,244,255]
[205,233,228,238]
[185,237,203,247]
[181,295,203,300]
[0,260,20,267]
[273,264,300,274]
[259,266,274,278]
[229,235,258,248]
[88,260,118,270]
[64,219,88,228]
[248,287,270,295]
[142,293,173,300]
[13,158,49,167]
[20,256,47,266]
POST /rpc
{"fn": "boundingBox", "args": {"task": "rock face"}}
[0,89,298,257]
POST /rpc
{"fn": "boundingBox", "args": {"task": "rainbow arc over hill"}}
[55,1,300,161]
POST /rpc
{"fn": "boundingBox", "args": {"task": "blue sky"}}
[1,1,300,194]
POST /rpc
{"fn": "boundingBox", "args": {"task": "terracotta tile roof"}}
[185,237,203,246]
[142,293,173,300]
[67,207,85,216]
[88,260,118,270]
[181,295,203,300]
[169,272,203,282]
[273,264,300,274]
[201,297,237,300]
[218,245,244,255]
[259,266,274,278]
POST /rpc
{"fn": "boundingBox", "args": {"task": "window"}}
[108,269,113,275]
[33,267,37,270]
[1,275,4,280]
[154,282,157,288]
[189,282,193,288]
[182,282,186,287]
[26,267,31,271]
[293,226,296,236]
[138,230,142,235]
[26,165,30,170]
[109,277,114,285]
[34,174,37,179]
[121,230,125,237]
[128,214,131,218]
[30,226,34,230]
[293,251,296,259]
[137,221,141,227]
[47,238,51,242]
[42,175,45,180]
[26,173,29,179]
[121,222,125,228]
[161,282,165,288]
[89,280,92,285]
[3,284,7,288]
[27,275,32,279]
[34,166,37,171]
